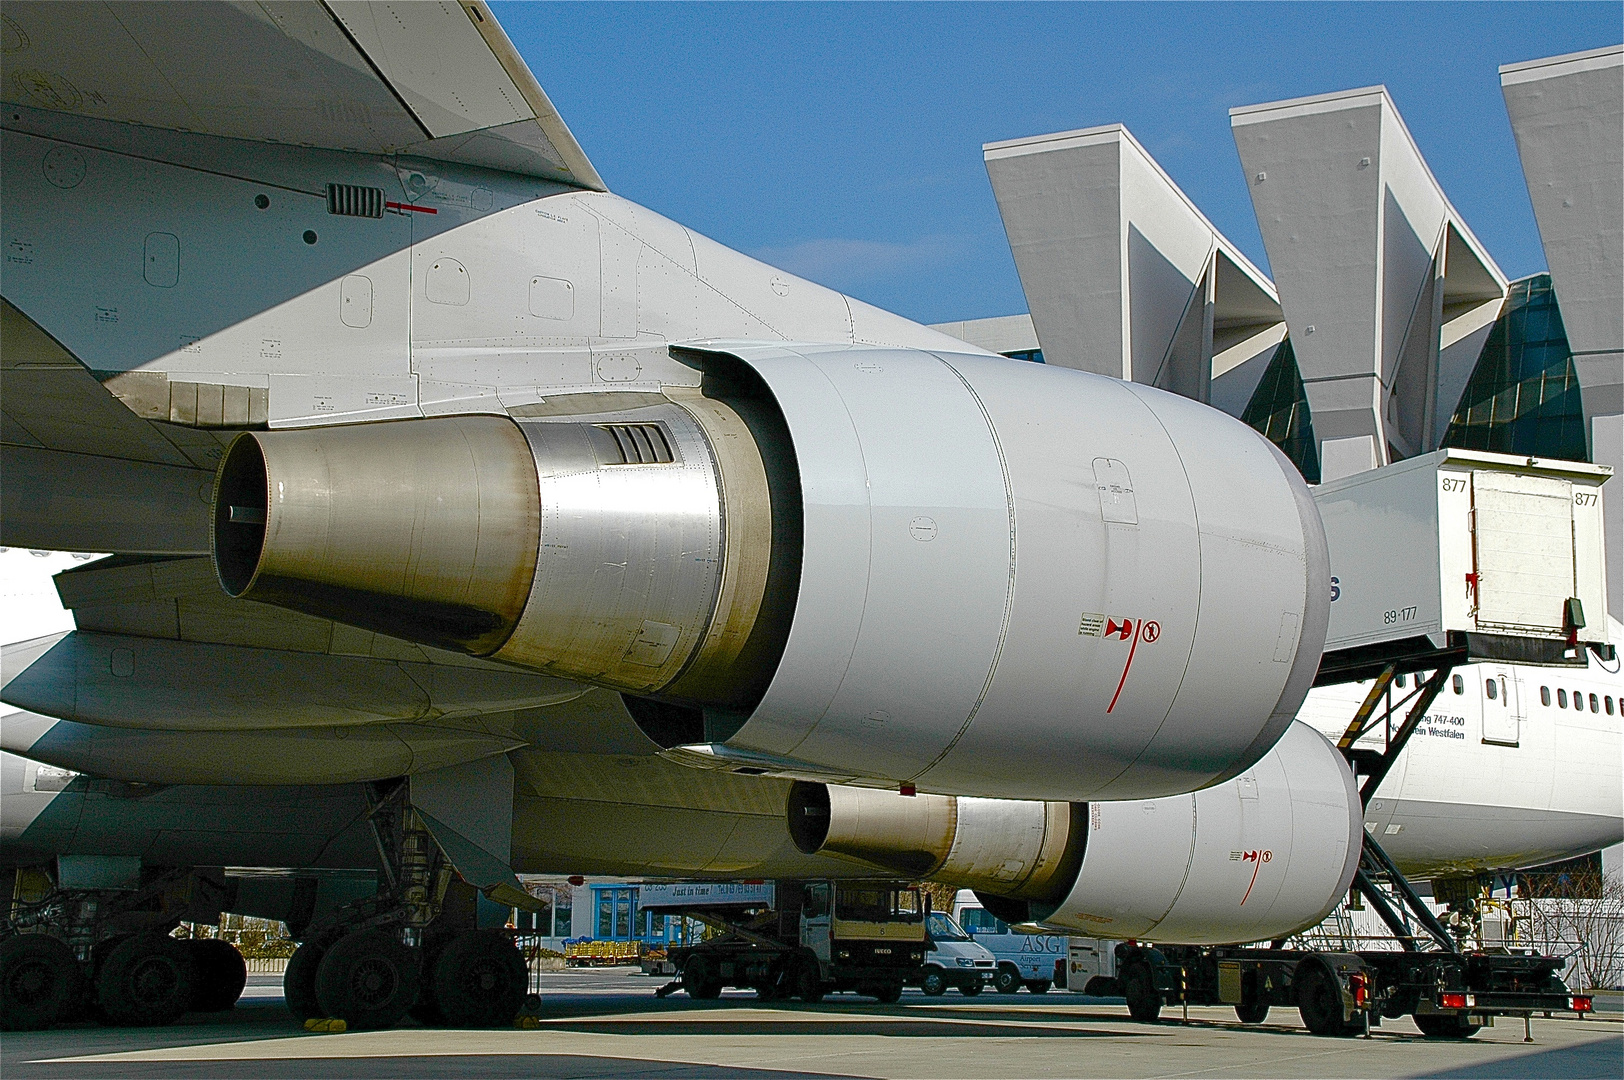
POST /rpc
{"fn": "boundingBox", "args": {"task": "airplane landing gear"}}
[427,930,528,1028]
[0,934,84,1031]
[186,938,248,1012]
[313,928,421,1031]
[95,932,197,1027]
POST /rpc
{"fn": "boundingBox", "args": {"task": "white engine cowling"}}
[212,343,1328,803]
[790,722,1362,946]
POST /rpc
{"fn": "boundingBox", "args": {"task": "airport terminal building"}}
[934,45,1622,613]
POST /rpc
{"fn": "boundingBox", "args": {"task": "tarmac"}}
[4,968,1620,1079]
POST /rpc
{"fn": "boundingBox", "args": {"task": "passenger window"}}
[1396,673,1407,688]
[1540,686,1551,706]
[1607,696,1615,715]
[1452,674,1464,695]
[1590,693,1600,712]
[1557,689,1568,708]
[1574,689,1584,711]
[1485,679,1497,700]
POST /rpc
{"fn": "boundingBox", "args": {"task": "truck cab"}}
[915,909,997,996]
[952,891,1066,994]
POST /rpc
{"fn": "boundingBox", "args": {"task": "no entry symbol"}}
[1142,621,1161,643]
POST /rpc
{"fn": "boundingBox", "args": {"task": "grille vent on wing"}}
[326,184,385,218]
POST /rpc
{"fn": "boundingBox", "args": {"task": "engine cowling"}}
[212,344,1329,802]
[788,722,1363,946]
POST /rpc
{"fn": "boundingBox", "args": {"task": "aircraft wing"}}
[0,0,603,190]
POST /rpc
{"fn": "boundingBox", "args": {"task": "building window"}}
[1558,689,1568,708]
[1441,274,1587,461]
[1540,685,1551,706]
[1453,674,1465,695]
[554,890,573,937]
[1001,349,1044,364]
[1240,337,1320,484]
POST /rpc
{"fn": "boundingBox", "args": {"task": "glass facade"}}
[1002,349,1044,364]
[1441,274,1586,461]
[1240,337,1321,484]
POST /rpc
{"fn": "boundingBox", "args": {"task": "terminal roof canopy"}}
[1230,86,1508,480]
[983,124,1284,406]
[0,0,604,190]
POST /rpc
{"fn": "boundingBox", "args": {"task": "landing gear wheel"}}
[873,981,903,1003]
[283,931,337,1022]
[313,928,420,1031]
[431,930,527,1028]
[1413,1013,1482,1039]
[793,955,825,1004]
[1,934,84,1031]
[1235,1001,1270,1024]
[1024,980,1052,994]
[993,966,1022,994]
[959,980,983,996]
[1123,963,1162,1023]
[185,939,247,1012]
[920,969,947,997]
[96,932,197,1027]
[1296,964,1352,1037]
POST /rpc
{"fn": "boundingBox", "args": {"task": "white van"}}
[913,910,997,996]
[951,891,1065,994]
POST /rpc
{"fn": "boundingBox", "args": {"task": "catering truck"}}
[644,880,926,1002]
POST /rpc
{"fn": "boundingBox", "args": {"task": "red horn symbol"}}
[1105,618,1134,640]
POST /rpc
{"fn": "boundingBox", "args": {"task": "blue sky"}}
[493,2,1621,326]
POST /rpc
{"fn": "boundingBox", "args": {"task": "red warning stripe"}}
[1105,619,1141,713]
[386,201,437,214]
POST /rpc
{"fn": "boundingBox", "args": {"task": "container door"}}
[1471,471,1574,634]
[1481,668,1520,746]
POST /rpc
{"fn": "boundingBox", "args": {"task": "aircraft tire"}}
[283,931,337,1022]
[313,928,420,1031]
[0,934,84,1031]
[1122,963,1162,1023]
[96,932,197,1027]
[185,939,247,1012]
[431,930,528,1028]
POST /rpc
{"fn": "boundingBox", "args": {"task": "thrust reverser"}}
[212,344,1329,802]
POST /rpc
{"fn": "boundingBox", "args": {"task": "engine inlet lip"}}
[786,781,833,854]
[212,433,269,597]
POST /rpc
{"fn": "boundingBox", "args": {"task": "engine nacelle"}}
[789,722,1363,946]
[213,344,1328,801]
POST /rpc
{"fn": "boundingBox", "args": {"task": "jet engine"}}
[212,344,1329,802]
[787,722,1363,946]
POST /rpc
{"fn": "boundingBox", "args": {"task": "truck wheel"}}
[1024,980,1051,994]
[1083,975,1121,997]
[1296,964,1352,1037]
[683,956,721,1000]
[1,934,83,1031]
[793,957,825,1004]
[313,928,420,1030]
[993,966,1022,994]
[959,980,983,996]
[1413,1013,1482,1039]
[1235,1001,1270,1024]
[873,981,903,1003]
[1122,963,1161,1023]
[186,939,247,1012]
[96,932,197,1027]
[432,930,527,1028]
[920,969,947,997]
